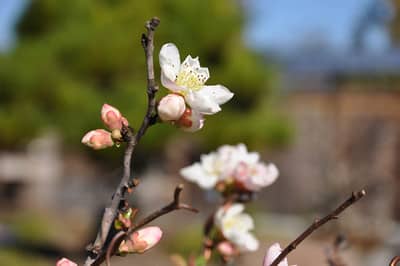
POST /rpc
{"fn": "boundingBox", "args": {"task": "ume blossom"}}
[180,144,278,191]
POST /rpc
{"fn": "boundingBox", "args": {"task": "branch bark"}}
[84,17,160,266]
[270,190,366,266]
[104,184,198,266]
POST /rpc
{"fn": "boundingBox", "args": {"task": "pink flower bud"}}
[176,108,204,132]
[157,94,186,121]
[263,243,295,266]
[81,129,114,150]
[101,104,128,130]
[56,258,77,266]
[217,241,237,257]
[119,226,162,254]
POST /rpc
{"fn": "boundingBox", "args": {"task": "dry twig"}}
[83,17,160,266]
[104,184,198,266]
[270,190,366,266]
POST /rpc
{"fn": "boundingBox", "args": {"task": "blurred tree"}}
[0,0,291,153]
[391,0,400,42]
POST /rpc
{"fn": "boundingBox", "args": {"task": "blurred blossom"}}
[215,203,259,252]
[217,241,237,257]
[180,144,278,191]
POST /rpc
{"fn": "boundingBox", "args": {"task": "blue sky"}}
[0,0,26,51]
[0,0,394,53]
[245,0,393,54]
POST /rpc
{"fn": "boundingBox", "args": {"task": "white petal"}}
[159,43,180,81]
[236,213,255,231]
[180,163,217,189]
[200,85,234,105]
[224,203,245,218]
[181,55,210,84]
[161,71,185,93]
[244,163,279,191]
[200,152,217,173]
[185,89,221,115]
[240,233,259,252]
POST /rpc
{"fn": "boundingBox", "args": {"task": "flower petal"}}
[238,233,259,252]
[181,110,205,132]
[159,43,180,81]
[224,203,245,218]
[263,243,289,266]
[180,163,217,189]
[181,55,210,84]
[201,85,234,105]
[185,90,221,115]
[161,71,185,93]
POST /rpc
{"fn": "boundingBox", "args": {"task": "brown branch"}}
[270,189,366,266]
[83,17,160,266]
[390,256,400,266]
[101,184,198,266]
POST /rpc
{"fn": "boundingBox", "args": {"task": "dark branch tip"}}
[147,17,160,30]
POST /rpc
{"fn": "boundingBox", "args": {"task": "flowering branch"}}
[103,184,198,266]
[270,189,366,266]
[83,17,160,266]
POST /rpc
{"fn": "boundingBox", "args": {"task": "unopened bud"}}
[217,241,237,257]
[158,94,186,121]
[176,108,204,132]
[56,258,77,266]
[119,226,162,254]
[101,103,128,130]
[81,129,114,150]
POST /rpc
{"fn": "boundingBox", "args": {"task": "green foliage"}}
[0,248,52,266]
[0,0,291,152]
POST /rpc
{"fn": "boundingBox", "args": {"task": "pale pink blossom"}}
[56,258,77,266]
[263,243,296,266]
[180,144,277,191]
[159,43,233,115]
[233,162,279,191]
[119,226,163,254]
[157,94,186,121]
[81,129,114,150]
[101,103,128,131]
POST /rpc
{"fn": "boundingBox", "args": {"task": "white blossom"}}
[159,43,234,115]
[214,203,259,252]
[180,144,278,191]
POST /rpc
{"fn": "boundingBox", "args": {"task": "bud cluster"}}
[81,104,129,150]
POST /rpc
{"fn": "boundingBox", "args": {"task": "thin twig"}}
[390,256,400,266]
[270,189,366,266]
[103,184,198,266]
[84,17,160,266]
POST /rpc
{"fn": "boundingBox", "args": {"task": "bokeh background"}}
[0,0,399,265]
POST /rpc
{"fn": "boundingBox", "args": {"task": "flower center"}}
[175,67,206,92]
